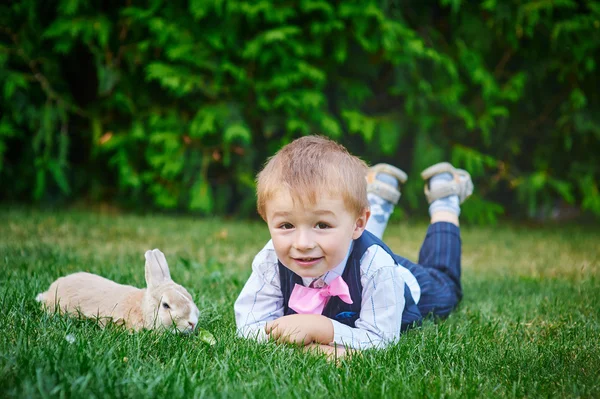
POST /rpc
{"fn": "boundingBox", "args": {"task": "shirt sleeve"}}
[330,249,406,349]
[234,243,284,341]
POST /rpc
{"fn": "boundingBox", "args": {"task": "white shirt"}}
[234,239,421,349]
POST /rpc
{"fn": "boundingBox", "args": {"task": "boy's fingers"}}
[265,321,275,334]
[265,321,280,337]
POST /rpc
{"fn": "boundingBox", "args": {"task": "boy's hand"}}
[304,343,347,360]
[304,344,363,366]
[265,314,334,345]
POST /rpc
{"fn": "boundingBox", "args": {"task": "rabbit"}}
[36,248,200,333]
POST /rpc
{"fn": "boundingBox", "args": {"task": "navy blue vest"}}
[278,230,423,331]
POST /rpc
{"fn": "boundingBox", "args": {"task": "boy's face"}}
[265,190,370,279]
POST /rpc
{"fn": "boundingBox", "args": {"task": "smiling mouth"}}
[293,257,323,266]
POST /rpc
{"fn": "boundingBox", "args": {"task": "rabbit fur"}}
[36,249,200,333]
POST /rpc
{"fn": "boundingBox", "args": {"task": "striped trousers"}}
[396,222,463,318]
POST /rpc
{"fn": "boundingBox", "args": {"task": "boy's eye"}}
[279,223,294,230]
[315,222,330,229]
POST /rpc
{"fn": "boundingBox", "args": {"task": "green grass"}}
[1,207,599,398]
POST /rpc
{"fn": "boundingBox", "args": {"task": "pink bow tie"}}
[288,276,353,314]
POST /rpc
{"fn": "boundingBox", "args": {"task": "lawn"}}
[1,207,599,398]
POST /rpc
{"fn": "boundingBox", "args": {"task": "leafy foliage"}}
[1,0,599,222]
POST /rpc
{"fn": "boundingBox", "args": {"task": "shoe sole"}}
[421,162,457,180]
[369,163,408,184]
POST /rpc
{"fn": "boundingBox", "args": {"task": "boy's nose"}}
[293,230,316,250]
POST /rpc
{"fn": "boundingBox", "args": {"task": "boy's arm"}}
[303,343,355,361]
[265,314,333,345]
[264,265,406,350]
[234,246,284,341]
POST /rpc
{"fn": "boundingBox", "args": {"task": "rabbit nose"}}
[188,321,195,330]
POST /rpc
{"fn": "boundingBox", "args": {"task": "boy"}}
[234,135,473,355]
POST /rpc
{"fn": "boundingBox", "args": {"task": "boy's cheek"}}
[271,240,288,258]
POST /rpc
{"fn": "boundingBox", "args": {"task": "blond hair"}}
[256,135,369,220]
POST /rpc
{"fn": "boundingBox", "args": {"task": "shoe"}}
[420,162,473,204]
[366,163,408,205]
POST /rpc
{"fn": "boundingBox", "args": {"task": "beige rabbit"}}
[36,249,200,333]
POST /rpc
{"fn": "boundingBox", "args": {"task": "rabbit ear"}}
[145,249,172,288]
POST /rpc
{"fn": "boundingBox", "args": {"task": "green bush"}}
[1,0,599,222]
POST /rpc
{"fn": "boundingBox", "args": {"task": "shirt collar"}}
[301,241,354,287]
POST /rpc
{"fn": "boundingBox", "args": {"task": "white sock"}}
[428,172,460,217]
[366,174,397,239]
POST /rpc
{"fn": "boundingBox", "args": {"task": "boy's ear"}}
[352,207,371,239]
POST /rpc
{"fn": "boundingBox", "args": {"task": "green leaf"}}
[190,105,229,138]
[242,26,302,59]
[58,0,84,16]
[3,72,29,100]
[320,116,341,138]
[579,175,600,215]
[223,124,251,144]
[48,160,71,195]
[0,117,16,138]
[451,145,497,177]
[548,177,574,204]
[341,110,376,142]
[146,63,216,97]
[196,328,216,346]
[569,88,587,109]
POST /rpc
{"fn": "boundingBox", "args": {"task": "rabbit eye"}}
[162,302,170,310]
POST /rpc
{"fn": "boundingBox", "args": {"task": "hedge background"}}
[1,0,599,223]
